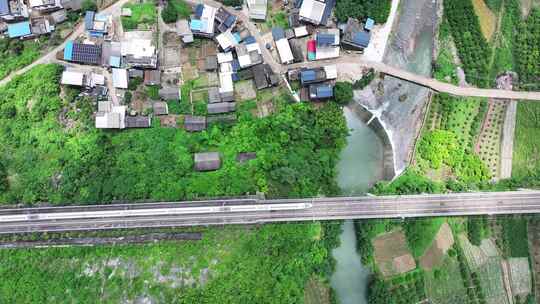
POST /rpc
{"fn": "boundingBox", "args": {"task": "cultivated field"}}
[373,229,416,277]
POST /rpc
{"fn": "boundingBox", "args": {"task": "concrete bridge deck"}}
[1,191,539,234]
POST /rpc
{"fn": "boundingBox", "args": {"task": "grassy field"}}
[122,2,157,31]
[512,102,540,178]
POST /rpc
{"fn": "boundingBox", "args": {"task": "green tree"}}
[161,3,178,23]
[334,81,353,105]
[81,0,97,12]
[222,0,242,6]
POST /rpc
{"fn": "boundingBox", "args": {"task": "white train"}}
[0,203,313,223]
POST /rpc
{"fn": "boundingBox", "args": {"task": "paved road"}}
[288,58,540,101]
[2,191,540,234]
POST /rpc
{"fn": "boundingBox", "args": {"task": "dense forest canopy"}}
[334,0,391,24]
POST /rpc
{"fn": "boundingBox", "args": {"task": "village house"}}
[176,19,193,43]
[95,102,126,129]
[64,41,102,65]
[152,101,168,115]
[207,102,236,114]
[194,152,221,171]
[121,31,158,69]
[144,69,161,86]
[341,17,372,51]
[298,0,334,26]
[190,4,217,38]
[184,115,206,132]
[125,115,151,128]
[308,83,334,100]
[246,0,267,20]
[112,68,128,89]
[159,86,180,100]
[84,11,111,38]
[0,0,27,23]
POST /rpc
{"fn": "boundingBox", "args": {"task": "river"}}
[330,107,384,304]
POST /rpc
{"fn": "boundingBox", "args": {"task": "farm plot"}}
[425,256,469,304]
[475,99,507,178]
[420,222,455,270]
[458,233,498,270]
[477,257,509,304]
[386,270,427,304]
[508,257,532,297]
[372,229,416,277]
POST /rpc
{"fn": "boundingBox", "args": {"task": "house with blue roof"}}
[341,17,371,51]
[84,11,110,37]
[7,21,31,38]
[365,18,375,31]
[300,67,327,86]
[309,84,334,100]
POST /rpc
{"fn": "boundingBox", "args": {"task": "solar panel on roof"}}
[71,43,101,65]
[231,59,240,72]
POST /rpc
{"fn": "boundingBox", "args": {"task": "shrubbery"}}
[334,81,353,105]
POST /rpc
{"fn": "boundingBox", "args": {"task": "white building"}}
[95,103,126,129]
[61,70,85,86]
[275,39,294,64]
[246,0,267,20]
[112,68,128,89]
[299,0,326,25]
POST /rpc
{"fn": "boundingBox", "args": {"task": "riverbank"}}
[352,0,439,177]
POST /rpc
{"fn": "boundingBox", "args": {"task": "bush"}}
[333,81,353,105]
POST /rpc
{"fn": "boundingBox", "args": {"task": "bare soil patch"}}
[472,0,497,41]
[373,229,417,277]
[159,115,181,128]
[235,80,257,101]
[304,277,330,304]
[420,222,455,270]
